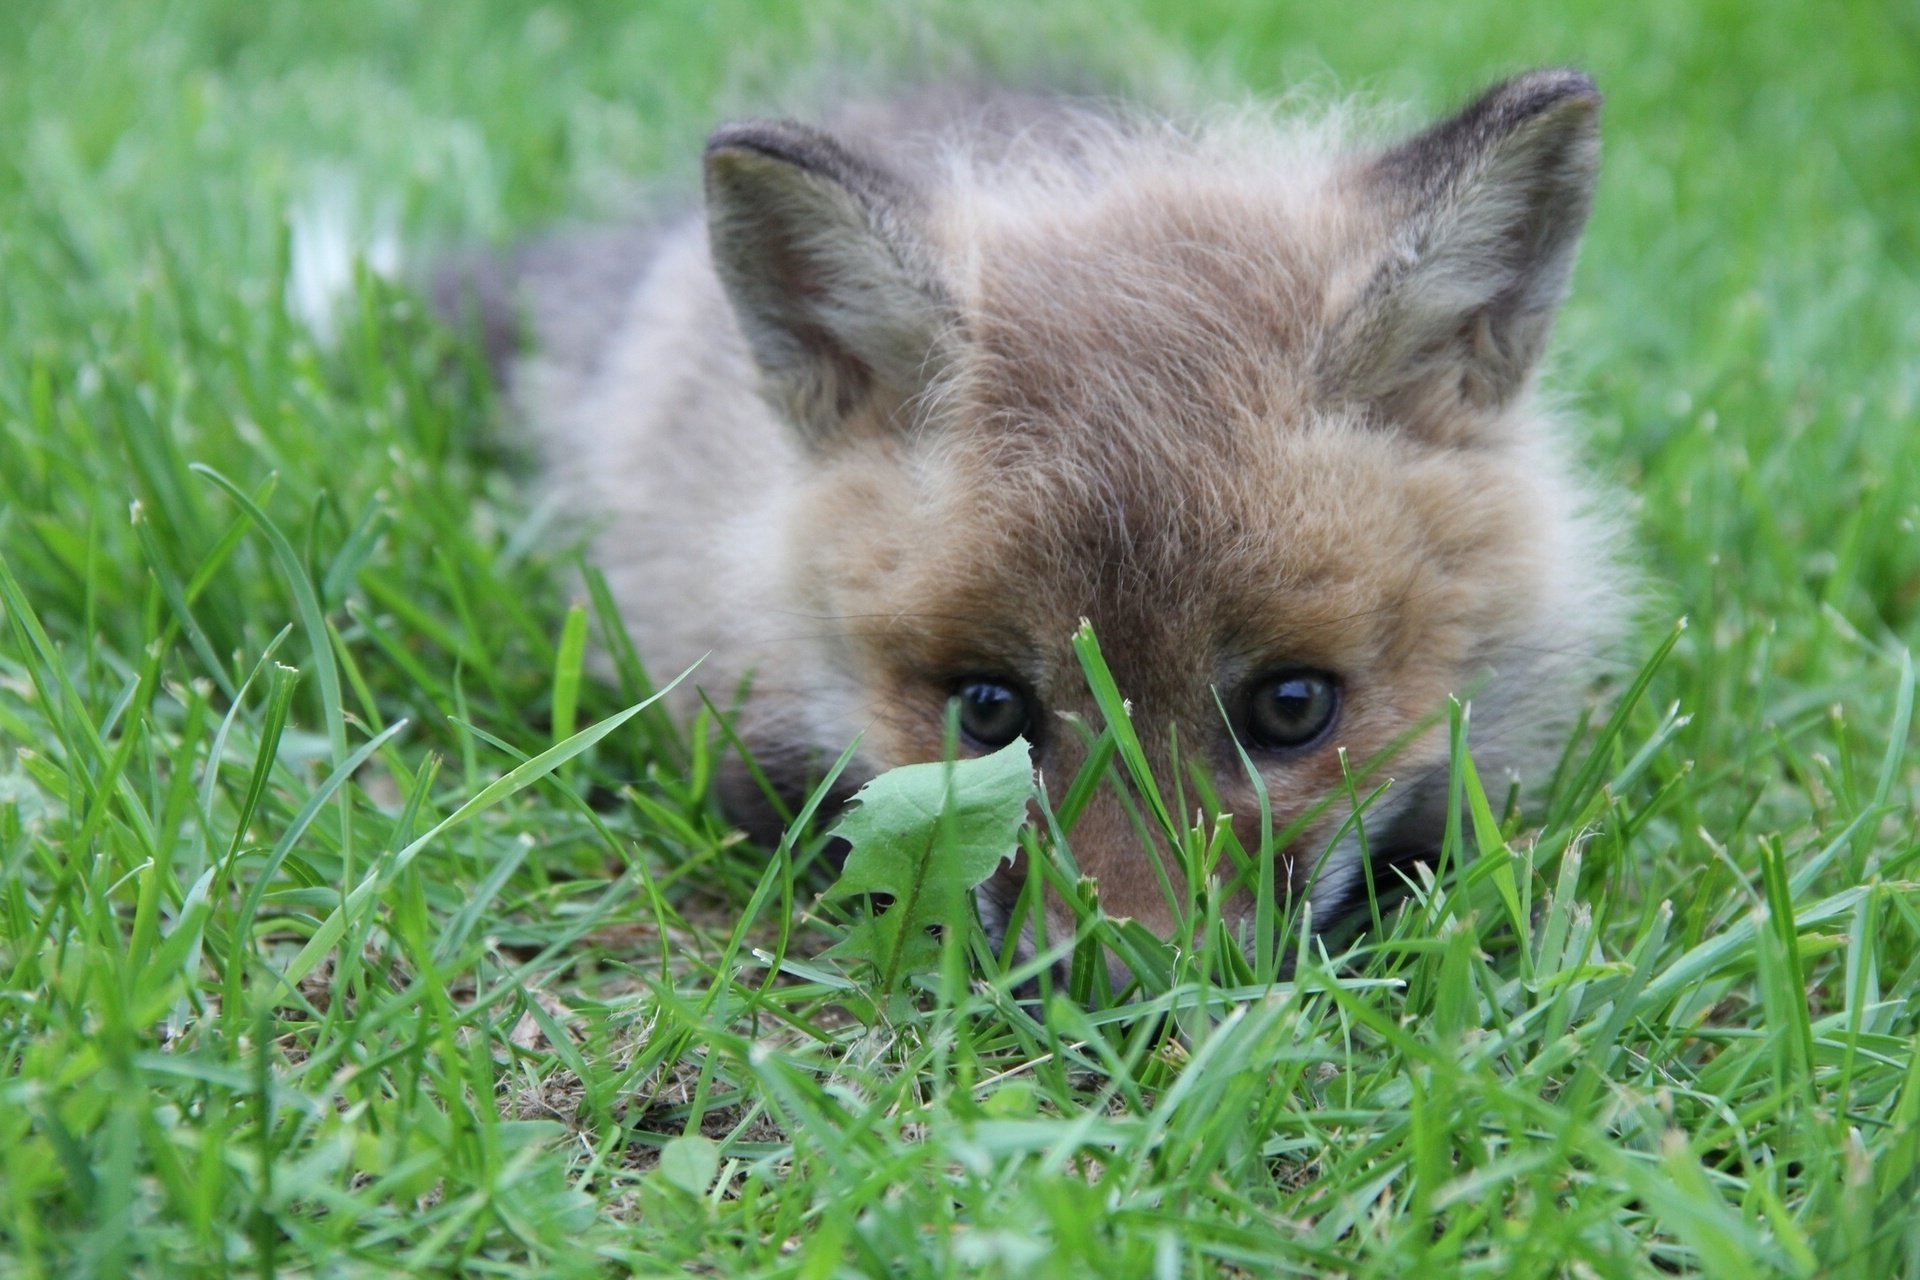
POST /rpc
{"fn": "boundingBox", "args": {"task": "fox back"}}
[484,72,1624,954]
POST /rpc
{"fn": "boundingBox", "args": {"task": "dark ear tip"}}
[1484,68,1603,123]
[704,119,894,202]
[705,120,812,166]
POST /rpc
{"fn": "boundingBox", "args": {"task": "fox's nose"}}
[1059,790,1186,940]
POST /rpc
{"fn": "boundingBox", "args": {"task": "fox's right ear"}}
[705,121,952,447]
[1321,70,1602,437]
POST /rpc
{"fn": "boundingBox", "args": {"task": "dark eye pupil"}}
[1248,671,1338,750]
[956,680,1029,749]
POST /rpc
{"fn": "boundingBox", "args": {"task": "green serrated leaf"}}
[825,738,1033,991]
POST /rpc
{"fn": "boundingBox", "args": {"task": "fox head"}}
[701,71,1621,961]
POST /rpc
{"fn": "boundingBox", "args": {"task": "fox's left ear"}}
[705,120,953,448]
[1321,70,1601,432]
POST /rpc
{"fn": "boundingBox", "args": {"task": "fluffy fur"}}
[460,71,1626,960]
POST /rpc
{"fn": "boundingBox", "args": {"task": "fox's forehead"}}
[915,180,1422,681]
[952,182,1350,437]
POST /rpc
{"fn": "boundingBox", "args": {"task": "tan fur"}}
[485,72,1627,959]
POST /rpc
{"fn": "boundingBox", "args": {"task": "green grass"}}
[3,0,1919,1274]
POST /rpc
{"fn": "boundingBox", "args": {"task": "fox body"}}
[476,71,1623,954]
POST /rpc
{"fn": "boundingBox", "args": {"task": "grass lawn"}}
[3,0,1918,1274]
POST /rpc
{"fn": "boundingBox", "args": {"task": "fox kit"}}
[465,69,1623,957]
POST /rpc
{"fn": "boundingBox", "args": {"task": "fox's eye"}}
[1246,670,1340,751]
[952,679,1031,750]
